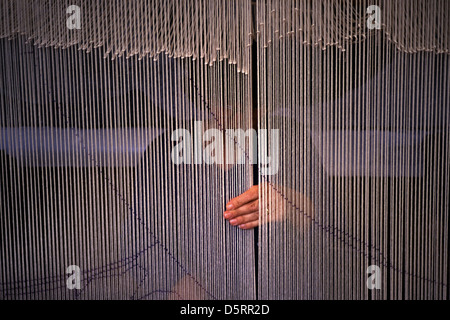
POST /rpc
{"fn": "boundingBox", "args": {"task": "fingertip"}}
[226,203,234,210]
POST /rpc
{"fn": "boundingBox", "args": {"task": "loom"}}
[0,0,449,300]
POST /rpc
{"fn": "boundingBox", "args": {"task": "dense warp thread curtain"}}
[0,0,449,299]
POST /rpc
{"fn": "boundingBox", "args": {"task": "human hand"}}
[223,184,285,229]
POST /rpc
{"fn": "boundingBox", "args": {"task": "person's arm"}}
[223,182,315,229]
[224,124,322,230]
